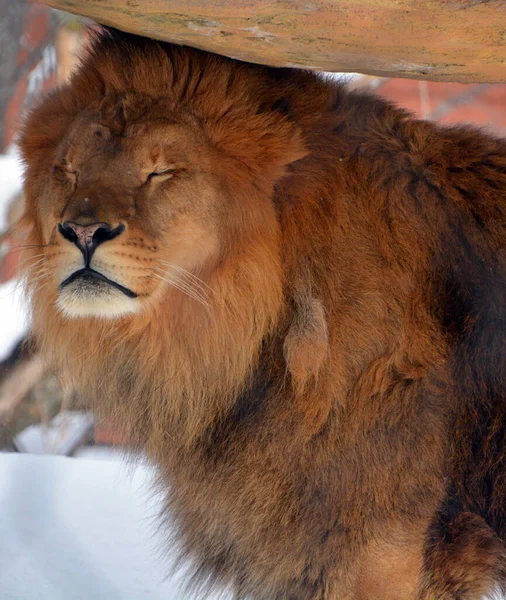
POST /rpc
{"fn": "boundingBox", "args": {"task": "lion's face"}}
[19,33,303,369]
[34,105,225,318]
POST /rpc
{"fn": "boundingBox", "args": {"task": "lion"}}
[17,27,506,599]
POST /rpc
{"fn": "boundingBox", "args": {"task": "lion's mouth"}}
[60,268,138,298]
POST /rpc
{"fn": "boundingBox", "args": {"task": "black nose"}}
[58,221,125,265]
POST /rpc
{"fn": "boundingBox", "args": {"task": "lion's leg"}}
[351,526,426,600]
[339,514,505,600]
[421,512,506,600]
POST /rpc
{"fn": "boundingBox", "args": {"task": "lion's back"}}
[308,93,506,541]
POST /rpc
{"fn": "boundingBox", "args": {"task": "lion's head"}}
[20,31,306,322]
[17,29,317,445]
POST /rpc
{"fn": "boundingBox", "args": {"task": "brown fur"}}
[17,28,506,599]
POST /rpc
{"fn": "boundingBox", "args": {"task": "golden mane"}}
[18,28,506,600]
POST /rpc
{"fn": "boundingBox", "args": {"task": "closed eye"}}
[52,158,76,175]
[146,169,176,183]
[51,161,78,185]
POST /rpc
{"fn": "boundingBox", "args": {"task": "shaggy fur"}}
[17,28,506,599]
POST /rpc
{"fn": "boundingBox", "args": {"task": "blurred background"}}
[0,0,505,459]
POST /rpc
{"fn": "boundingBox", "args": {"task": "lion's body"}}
[18,30,506,599]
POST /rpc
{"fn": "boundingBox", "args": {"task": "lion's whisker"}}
[30,281,51,296]
[21,257,48,270]
[7,244,56,255]
[157,261,214,294]
[155,271,211,303]
[154,274,208,307]
[155,266,212,302]
[23,274,50,287]
[18,253,47,263]
[154,266,207,290]
[154,268,210,304]
[153,272,210,307]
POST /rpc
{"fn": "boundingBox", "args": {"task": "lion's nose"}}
[58,221,125,265]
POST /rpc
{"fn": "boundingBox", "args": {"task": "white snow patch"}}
[14,411,94,455]
[25,46,57,104]
[0,453,226,599]
[485,587,506,600]
[0,147,24,232]
[74,444,129,462]
[0,148,28,361]
[316,71,361,88]
[0,278,29,362]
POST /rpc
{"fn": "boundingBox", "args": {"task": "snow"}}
[0,147,28,362]
[0,453,225,600]
[0,147,24,232]
[323,71,358,83]
[0,278,29,362]
[14,411,94,455]
[74,444,129,462]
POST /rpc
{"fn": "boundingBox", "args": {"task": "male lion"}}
[17,28,506,599]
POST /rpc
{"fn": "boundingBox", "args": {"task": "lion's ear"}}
[98,91,154,134]
[256,121,307,184]
[99,93,127,135]
[207,110,307,184]
[257,95,308,175]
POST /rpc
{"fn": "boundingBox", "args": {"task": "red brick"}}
[16,4,52,67]
[376,79,422,116]
[373,78,505,134]
[426,81,479,109]
[476,85,506,112]
[438,104,494,128]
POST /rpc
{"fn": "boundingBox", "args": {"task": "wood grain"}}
[36,0,506,83]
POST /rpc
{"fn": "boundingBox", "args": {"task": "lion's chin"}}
[56,285,142,319]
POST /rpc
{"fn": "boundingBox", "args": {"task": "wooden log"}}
[39,0,505,83]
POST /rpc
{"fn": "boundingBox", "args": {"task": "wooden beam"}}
[36,0,506,83]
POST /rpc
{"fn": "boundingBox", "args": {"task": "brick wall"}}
[373,79,505,135]
[0,2,57,150]
[0,4,58,285]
